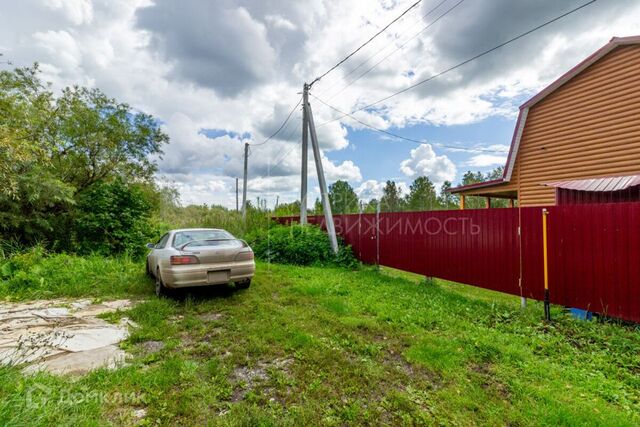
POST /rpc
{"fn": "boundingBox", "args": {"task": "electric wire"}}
[249,96,302,146]
[317,0,597,127]
[310,93,506,154]
[309,0,423,87]
[317,0,451,97]
[324,0,465,102]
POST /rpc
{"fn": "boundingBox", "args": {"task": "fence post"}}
[542,208,551,321]
[376,199,380,270]
[358,202,363,262]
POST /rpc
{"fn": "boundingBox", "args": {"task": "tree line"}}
[273,167,508,217]
[2,64,510,255]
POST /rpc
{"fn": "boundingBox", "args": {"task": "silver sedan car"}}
[146,228,255,296]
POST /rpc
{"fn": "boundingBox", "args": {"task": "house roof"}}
[544,174,640,192]
[449,35,640,194]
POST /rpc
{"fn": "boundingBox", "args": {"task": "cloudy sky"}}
[2,0,639,207]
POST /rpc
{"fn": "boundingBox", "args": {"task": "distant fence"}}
[274,202,640,323]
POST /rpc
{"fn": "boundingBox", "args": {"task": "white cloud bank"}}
[1,0,639,206]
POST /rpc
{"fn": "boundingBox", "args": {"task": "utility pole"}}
[242,142,249,219]
[235,178,239,212]
[300,83,309,224]
[304,92,339,254]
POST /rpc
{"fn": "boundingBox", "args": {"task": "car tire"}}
[155,268,170,297]
[236,279,251,290]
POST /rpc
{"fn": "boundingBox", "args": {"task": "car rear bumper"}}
[161,260,255,288]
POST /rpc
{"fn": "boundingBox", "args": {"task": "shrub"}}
[0,248,150,300]
[74,179,154,257]
[247,224,357,268]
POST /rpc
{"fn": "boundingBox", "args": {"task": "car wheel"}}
[236,279,251,289]
[155,268,169,297]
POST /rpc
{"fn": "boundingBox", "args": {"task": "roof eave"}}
[521,36,640,109]
[447,178,507,194]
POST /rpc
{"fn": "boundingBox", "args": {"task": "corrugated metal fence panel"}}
[273,203,640,323]
[520,207,545,301]
[545,202,640,322]
[376,209,521,295]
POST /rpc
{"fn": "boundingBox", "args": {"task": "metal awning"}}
[544,174,640,192]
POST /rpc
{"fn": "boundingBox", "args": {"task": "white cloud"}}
[32,29,83,72]
[43,0,94,25]
[355,180,385,201]
[265,14,297,31]
[2,0,640,206]
[464,154,508,168]
[323,158,362,182]
[399,144,456,185]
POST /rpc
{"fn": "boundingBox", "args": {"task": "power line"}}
[250,111,301,152]
[310,93,510,154]
[270,128,302,171]
[318,0,597,126]
[309,0,423,87]
[318,0,451,97]
[250,96,302,146]
[324,0,465,102]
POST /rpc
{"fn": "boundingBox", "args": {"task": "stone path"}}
[0,299,135,375]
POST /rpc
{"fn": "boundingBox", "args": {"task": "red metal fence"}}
[275,202,640,323]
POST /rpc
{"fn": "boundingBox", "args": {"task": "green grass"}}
[0,257,639,425]
[0,249,150,301]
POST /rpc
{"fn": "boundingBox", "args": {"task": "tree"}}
[456,167,511,209]
[274,200,301,217]
[438,181,459,210]
[405,176,439,211]
[486,166,504,181]
[313,198,323,215]
[0,65,168,250]
[458,171,487,209]
[328,180,359,214]
[0,66,75,242]
[363,199,378,213]
[50,85,168,193]
[379,180,404,212]
[75,179,153,256]
[462,171,485,186]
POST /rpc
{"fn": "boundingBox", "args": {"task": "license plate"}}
[207,270,229,284]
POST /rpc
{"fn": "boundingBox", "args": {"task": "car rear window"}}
[173,230,235,248]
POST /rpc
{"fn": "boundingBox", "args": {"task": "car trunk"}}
[181,240,243,264]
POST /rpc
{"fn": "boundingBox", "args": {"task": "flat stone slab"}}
[0,299,136,375]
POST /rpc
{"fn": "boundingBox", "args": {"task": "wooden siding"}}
[458,44,640,205]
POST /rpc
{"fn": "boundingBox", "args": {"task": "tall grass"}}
[0,247,152,300]
[155,205,271,239]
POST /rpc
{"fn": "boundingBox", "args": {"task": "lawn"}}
[1,258,639,425]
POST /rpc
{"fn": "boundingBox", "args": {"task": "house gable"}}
[451,36,640,205]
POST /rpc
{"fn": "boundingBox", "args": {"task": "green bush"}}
[247,224,357,268]
[74,179,154,257]
[0,247,150,300]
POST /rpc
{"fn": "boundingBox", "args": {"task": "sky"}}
[1,0,640,208]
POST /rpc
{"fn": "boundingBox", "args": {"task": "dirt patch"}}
[470,362,511,401]
[198,312,224,322]
[230,357,293,401]
[0,299,136,375]
[139,340,165,354]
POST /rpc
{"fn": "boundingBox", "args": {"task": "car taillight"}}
[170,255,199,265]
[234,251,254,261]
